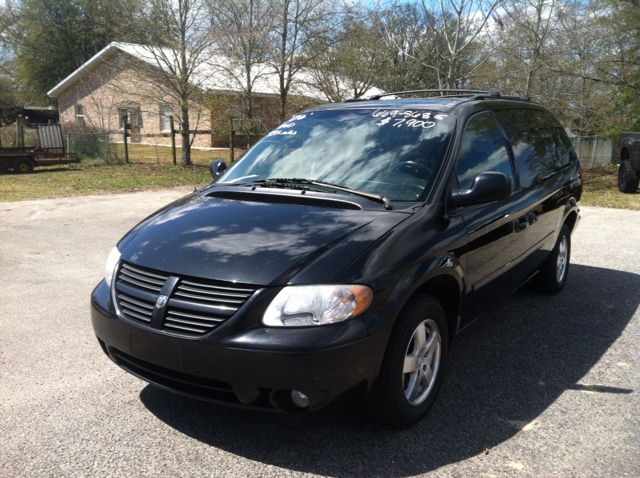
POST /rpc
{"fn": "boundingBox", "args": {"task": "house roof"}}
[47,41,383,101]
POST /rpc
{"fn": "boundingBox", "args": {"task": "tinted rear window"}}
[495,109,574,189]
[534,110,574,167]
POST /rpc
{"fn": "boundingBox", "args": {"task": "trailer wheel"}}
[13,157,34,174]
[0,161,8,175]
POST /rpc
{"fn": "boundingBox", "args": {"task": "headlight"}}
[104,247,121,289]
[263,285,373,327]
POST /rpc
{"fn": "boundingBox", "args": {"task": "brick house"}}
[46,42,337,148]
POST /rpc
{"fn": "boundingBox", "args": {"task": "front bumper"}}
[91,280,390,412]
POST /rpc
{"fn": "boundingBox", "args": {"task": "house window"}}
[231,109,243,131]
[231,106,261,133]
[118,105,143,129]
[160,105,172,131]
[76,104,85,126]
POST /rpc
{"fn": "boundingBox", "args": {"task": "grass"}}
[0,143,251,201]
[110,143,244,165]
[0,160,219,201]
[581,165,640,211]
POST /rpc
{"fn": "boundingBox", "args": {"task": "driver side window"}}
[456,112,514,189]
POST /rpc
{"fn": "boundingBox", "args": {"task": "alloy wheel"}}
[556,235,568,284]
[403,319,441,406]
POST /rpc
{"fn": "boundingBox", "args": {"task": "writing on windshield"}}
[219,109,455,202]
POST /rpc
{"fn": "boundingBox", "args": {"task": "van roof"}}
[311,90,533,114]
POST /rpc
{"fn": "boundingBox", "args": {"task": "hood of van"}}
[118,193,409,285]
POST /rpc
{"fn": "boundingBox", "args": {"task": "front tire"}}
[365,294,448,428]
[532,224,571,294]
[618,159,639,193]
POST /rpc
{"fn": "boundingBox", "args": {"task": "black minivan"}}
[91,90,582,427]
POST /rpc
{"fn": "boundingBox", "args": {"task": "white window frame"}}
[76,104,85,126]
[118,105,142,129]
[160,105,172,132]
[231,105,261,133]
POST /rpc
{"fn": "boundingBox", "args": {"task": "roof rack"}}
[344,89,530,103]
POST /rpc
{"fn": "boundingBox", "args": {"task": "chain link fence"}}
[572,136,616,170]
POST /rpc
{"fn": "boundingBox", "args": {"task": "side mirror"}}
[210,159,227,181]
[451,172,513,207]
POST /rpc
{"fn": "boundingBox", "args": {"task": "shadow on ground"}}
[140,264,638,477]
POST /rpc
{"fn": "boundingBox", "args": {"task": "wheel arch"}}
[376,259,464,349]
[620,146,630,161]
[564,210,579,233]
[412,273,462,347]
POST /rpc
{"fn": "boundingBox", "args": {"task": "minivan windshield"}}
[217,109,455,202]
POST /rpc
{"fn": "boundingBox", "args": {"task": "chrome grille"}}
[118,263,167,292]
[117,293,154,323]
[175,280,255,307]
[114,261,259,337]
[164,307,227,334]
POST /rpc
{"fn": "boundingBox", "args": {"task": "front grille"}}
[119,262,167,292]
[164,306,227,334]
[174,279,255,307]
[117,293,154,323]
[114,261,259,337]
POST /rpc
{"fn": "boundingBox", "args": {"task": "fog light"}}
[290,390,310,408]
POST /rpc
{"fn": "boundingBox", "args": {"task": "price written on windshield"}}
[373,110,447,129]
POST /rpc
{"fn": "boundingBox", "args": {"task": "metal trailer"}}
[0,124,80,174]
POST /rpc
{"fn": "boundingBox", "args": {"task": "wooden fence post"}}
[123,123,129,164]
[16,115,24,148]
[210,111,215,148]
[229,117,235,164]
[170,116,177,166]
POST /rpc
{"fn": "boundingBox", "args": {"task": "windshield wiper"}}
[307,179,393,210]
[229,178,393,210]
[225,178,327,194]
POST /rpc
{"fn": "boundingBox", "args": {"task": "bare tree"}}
[409,0,505,89]
[266,0,345,122]
[490,0,564,97]
[211,0,274,131]
[122,0,216,166]
[375,2,443,92]
[544,0,638,133]
[306,18,386,101]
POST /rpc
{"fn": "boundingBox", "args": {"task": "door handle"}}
[515,216,528,232]
[528,210,540,224]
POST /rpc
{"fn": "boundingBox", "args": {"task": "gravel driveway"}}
[1,189,638,478]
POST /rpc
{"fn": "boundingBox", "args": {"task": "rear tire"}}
[0,160,7,175]
[365,294,448,428]
[532,225,571,294]
[13,157,34,174]
[618,159,639,193]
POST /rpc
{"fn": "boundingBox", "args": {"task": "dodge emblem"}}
[156,295,168,308]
